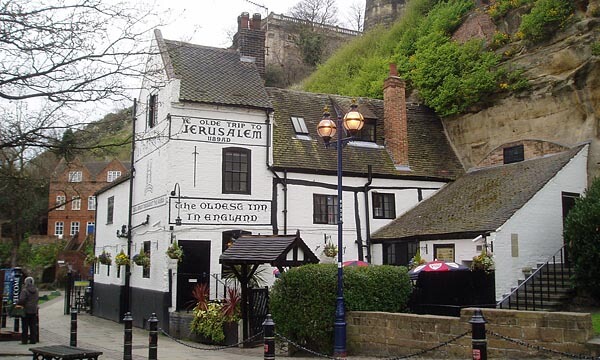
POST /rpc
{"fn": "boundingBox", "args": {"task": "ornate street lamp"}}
[316,99,364,358]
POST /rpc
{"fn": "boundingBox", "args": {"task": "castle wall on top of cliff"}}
[364,0,407,31]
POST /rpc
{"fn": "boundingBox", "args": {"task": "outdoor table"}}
[29,345,102,360]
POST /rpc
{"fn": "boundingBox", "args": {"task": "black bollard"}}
[469,308,487,360]
[148,313,158,360]
[123,312,133,360]
[1,300,7,328]
[70,308,77,347]
[263,314,275,360]
[13,314,19,333]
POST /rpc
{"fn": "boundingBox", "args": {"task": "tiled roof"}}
[219,234,319,266]
[158,35,271,109]
[266,88,463,180]
[372,146,587,241]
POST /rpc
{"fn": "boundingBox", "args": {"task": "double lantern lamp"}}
[316,100,365,143]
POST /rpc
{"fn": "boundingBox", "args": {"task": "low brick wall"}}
[347,308,597,359]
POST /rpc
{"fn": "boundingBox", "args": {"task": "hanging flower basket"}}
[115,251,130,266]
[133,250,150,268]
[323,242,338,258]
[166,241,183,262]
[98,251,112,266]
[471,251,494,273]
[84,253,98,266]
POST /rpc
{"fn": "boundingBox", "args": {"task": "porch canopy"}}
[219,231,319,344]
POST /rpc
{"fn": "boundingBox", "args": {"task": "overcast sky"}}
[153,0,362,47]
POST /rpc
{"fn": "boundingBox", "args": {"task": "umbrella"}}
[408,260,469,280]
[343,260,369,267]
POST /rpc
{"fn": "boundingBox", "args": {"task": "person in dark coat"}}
[16,276,39,344]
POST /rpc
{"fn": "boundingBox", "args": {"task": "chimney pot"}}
[251,13,262,30]
[389,63,398,77]
[241,12,250,29]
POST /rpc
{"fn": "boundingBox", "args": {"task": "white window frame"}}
[107,170,122,182]
[290,116,309,135]
[70,221,80,236]
[56,195,66,210]
[68,171,82,182]
[71,196,81,210]
[88,196,96,210]
[55,221,64,236]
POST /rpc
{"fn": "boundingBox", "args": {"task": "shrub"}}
[487,0,533,20]
[519,0,575,42]
[269,263,411,354]
[564,177,600,300]
[592,42,600,56]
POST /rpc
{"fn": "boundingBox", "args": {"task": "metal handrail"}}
[497,244,571,310]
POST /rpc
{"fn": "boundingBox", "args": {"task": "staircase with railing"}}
[497,245,573,311]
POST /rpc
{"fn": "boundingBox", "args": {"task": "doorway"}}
[176,240,211,311]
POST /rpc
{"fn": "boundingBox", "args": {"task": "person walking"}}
[16,276,39,344]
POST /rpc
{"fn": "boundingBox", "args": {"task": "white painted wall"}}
[417,146,589,301]
[94,179,130,286]
[279,169,445,264]
[493,146,588,300]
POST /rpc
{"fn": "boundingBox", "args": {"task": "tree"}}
[289,0,339,26]
[347,0,365,32]
[0,147,49,267]
[0,0,160,151]
[564,177,600,300]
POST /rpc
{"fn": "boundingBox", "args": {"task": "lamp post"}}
[317,100,364,358]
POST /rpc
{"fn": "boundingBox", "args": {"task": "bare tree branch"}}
[0,0,163,150]
[288,0,339,27]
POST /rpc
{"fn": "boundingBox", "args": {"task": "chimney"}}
[233,12,265,77]
[383,63,410,170]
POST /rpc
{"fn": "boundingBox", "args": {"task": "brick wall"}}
[347,308,597,358]
[476,140,569,168]
[233,13,266,77]
[383,64,409,168]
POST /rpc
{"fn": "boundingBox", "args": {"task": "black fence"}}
[410,271,496,317]
[64,272,92,315]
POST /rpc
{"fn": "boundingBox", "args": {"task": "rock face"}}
[443,12,600,179]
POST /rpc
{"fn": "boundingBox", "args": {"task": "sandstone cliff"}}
[443,1,600,179]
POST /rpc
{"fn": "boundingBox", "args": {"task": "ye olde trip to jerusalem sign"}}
[170,197,271,226]
[170,115,266,146]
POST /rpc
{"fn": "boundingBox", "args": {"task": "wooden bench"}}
[29,345,102,360]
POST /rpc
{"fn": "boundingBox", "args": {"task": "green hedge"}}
[564,177,600,300]
[269,263,412,354]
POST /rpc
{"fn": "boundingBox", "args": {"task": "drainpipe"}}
[363,165,373,263]
[265,110,287,235]
[124,99,137,315]
[354,191,363,261]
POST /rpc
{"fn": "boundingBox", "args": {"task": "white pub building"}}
[92,14,588,328]
[91,21,462,327]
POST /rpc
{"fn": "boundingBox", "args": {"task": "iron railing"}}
[497,245,572,310]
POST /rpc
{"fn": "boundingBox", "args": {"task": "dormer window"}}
[503,145,524,164]
[107,170,122,182]
[68,171,82,182]
[354,119,376,142]
[291,116,309,137]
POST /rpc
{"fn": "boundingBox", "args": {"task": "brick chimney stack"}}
[383,63,410,170]
[233,12,266,77]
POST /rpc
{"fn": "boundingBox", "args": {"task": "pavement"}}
[0,293,387,360]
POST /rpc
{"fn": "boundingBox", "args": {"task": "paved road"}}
[0,293,388,360]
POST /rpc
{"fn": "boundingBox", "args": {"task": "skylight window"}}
[291,116,309,135]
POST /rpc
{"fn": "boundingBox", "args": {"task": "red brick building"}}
[47,158,129,244]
